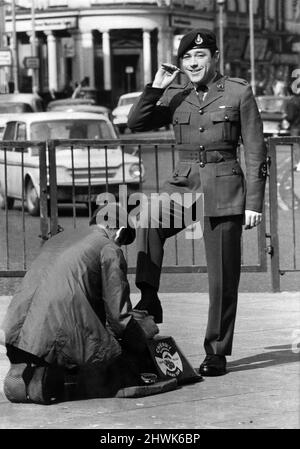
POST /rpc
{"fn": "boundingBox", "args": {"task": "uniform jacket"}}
[128,73,267,216]
[2,226,135,368]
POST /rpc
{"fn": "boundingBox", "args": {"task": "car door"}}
[3,121,27,199]
[0,122,17,198]
[12,121,28,198]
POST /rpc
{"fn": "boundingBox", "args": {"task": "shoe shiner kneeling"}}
[1,203,176,404]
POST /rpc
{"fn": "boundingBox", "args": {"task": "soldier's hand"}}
[135,315,159,339]
[152,63,181,89]
[244,209,262,230]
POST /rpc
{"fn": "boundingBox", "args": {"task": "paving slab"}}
[0,292,299,429]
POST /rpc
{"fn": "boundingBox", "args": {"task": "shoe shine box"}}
[146,336,202,385]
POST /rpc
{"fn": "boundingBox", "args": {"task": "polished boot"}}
[134,287,163,324]
[199,355,227,376]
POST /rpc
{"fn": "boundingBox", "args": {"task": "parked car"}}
[112,92,142,133]
[255,95,291,138]
[0,93,45,113]
[47,98,111,119]
[72,87,100,103]
[0,111,144,215]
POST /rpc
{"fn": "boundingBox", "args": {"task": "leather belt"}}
[178,149,237,166]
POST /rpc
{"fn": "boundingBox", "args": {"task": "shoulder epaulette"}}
[226,77,249,86]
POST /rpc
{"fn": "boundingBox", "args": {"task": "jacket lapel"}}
[182,84,202,108]
[200,73,226,110]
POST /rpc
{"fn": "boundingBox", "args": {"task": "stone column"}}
[143,29,152,85]
[157,27,173,68]
[71,31,82,84]
[102,30,111,91]
[46,31,58,92]
[80,31,95,88]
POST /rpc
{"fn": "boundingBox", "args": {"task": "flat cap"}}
[90,202,136,245]
[177,29,218,59]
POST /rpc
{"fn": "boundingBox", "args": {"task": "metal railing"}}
[267,136,300,292]
[0,138,268,279]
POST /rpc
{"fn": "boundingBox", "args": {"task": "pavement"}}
[0,291,299,430]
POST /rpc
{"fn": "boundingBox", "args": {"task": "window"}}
[0,103,33,113]
[3,122,16,142]
[30,120,116,142]
[14,122,28,153]
[16,123,26,141]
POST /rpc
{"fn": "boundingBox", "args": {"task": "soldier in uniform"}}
[127,29,267,376]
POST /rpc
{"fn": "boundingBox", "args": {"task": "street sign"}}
[0,49,12,67]
[24,57,40,69]
[125,66,134,74]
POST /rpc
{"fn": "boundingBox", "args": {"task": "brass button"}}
[199,145,204,151]
[200,162,205,168]
[224,115,229,121]
[232,168,237,174]
[199,109,204,115]
[199,127,204,132]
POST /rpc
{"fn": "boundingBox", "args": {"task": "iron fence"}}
[0,138,268,280]
[267,136,300,292]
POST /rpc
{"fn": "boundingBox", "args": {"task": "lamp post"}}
[11,0,19,92]
[249,0,256,95]
[31,0,38,94]
[217,0,226,75]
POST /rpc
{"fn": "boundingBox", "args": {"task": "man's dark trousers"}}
[135,196,243,356]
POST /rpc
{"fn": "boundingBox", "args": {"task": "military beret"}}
[177,29,218,59]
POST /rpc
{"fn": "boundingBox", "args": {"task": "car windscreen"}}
[0,103,33,113]
[256,97,287,113]
[47,99,95,111]
[30,119,115,141]
[119,96,140,106]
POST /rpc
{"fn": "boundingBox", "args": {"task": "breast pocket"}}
[211,109,240,142]
[173,112,191,143]
[168,162,191,187]
[216,162,245,210]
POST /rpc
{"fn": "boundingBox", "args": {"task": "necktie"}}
[195,85,208,103]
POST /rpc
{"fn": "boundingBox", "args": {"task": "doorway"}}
[111,53,140,107]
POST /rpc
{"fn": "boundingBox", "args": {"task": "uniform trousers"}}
[135,193,243,355]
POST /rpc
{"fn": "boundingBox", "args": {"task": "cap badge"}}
[195,34,203,45]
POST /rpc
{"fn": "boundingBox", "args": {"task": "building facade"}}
[1,0,300,106]
[218,0,300,95]
[2,0,214,105]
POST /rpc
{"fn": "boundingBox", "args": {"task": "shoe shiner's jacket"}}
[2,226,155,402]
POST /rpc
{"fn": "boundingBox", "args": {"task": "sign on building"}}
[0,49,12,67]
[24,57,40,69]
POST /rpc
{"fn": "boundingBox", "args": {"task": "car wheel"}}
[26,179,40,216]
[0,192,15,210]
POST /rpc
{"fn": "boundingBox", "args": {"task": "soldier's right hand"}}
[152,63,181,89]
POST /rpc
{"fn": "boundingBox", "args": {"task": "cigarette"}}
[161,64,183,74]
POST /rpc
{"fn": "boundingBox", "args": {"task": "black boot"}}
[134,286,163,324]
